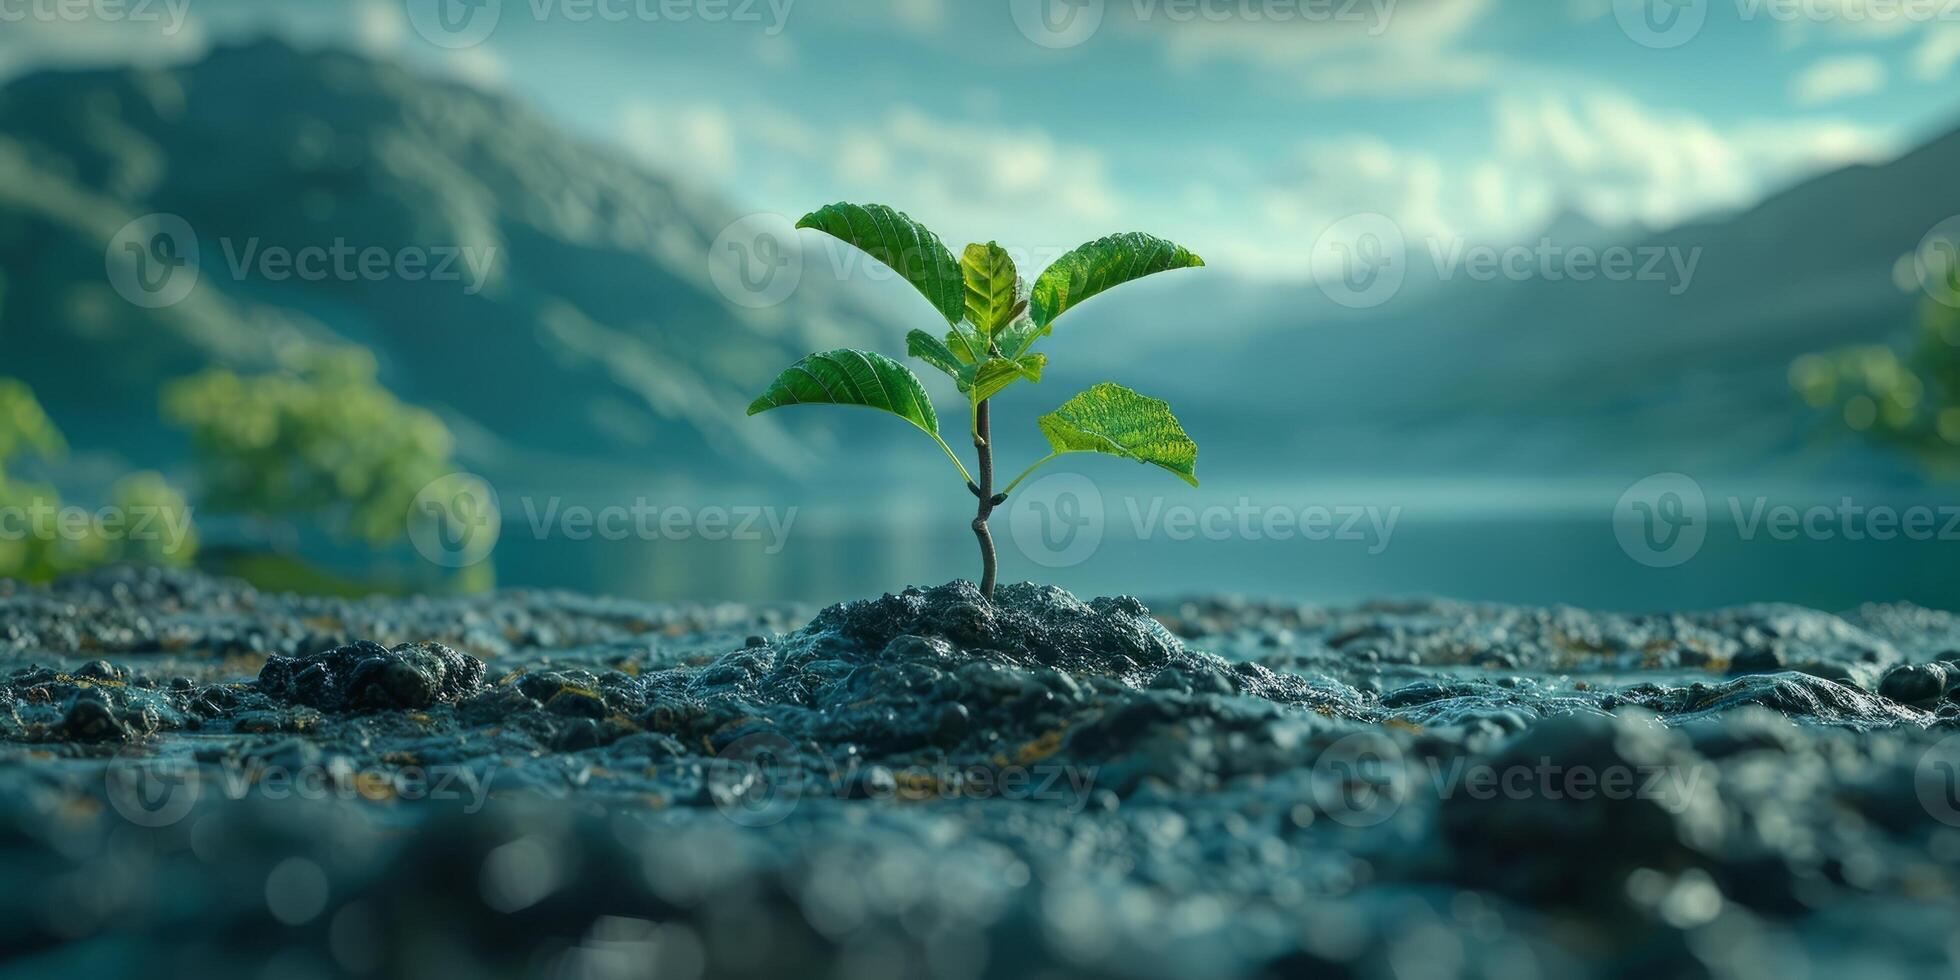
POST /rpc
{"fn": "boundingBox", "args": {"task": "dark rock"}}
[53,689,156,741]
[1877,663,1949,707]
[256,640,485,711]
[1729,647,1785,675]
[1439,711,1724,905]
[75,660,123,681]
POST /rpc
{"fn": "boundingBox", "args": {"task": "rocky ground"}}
[2,567,1959,978]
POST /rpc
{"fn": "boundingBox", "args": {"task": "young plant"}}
[748,202,1204,599]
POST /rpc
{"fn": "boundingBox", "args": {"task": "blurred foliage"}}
[1792,250,1960,476]
[0,380,197,581]
[0,378,75,581]
[163,347,457,547]
[105,471,198,568]
[0,377,66,473]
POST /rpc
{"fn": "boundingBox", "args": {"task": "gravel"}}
[2,566,1958,978]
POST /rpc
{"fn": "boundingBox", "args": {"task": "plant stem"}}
[930,432,976,487]
[1001,451,1064,497]
[972,398,998,599]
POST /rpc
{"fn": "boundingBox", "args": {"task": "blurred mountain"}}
[0,38,913,494]
[1055,130,1960,484]
[0,38,1951,503]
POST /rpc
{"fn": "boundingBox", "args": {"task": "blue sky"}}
[4,0,1958,279]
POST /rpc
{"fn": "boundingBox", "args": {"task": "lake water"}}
[489,480,1960,613]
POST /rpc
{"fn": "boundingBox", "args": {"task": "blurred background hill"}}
[1,3,1958,608]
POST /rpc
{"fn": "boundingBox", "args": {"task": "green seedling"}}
[747,202,1204,599]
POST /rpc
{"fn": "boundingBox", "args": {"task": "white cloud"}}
[1790,55,1887,105]
[1491,91,1889,227]
[621,103,740,176]
[1223,89,1895,280]
[1134,0,1502,98]
[612,99,1125,261]
[886,0,946,34]
[1144,0,1488,61]
[444,46,508,88]
[354,0,405,54]
[1774,0,1941,44]
[0,11,207,82]
[1913,25,1960,80]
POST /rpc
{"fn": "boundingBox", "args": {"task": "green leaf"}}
[995,314,1041,360]
[961,242,1022,339]
[906,330,967,385]
[909,330,1043,402]
[944,318,988,365]
[797,203,964,324]
[1038,383,1198,486]
[748,349,939,436]
[1030,233,1204,330]
[972,354,1046,403]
